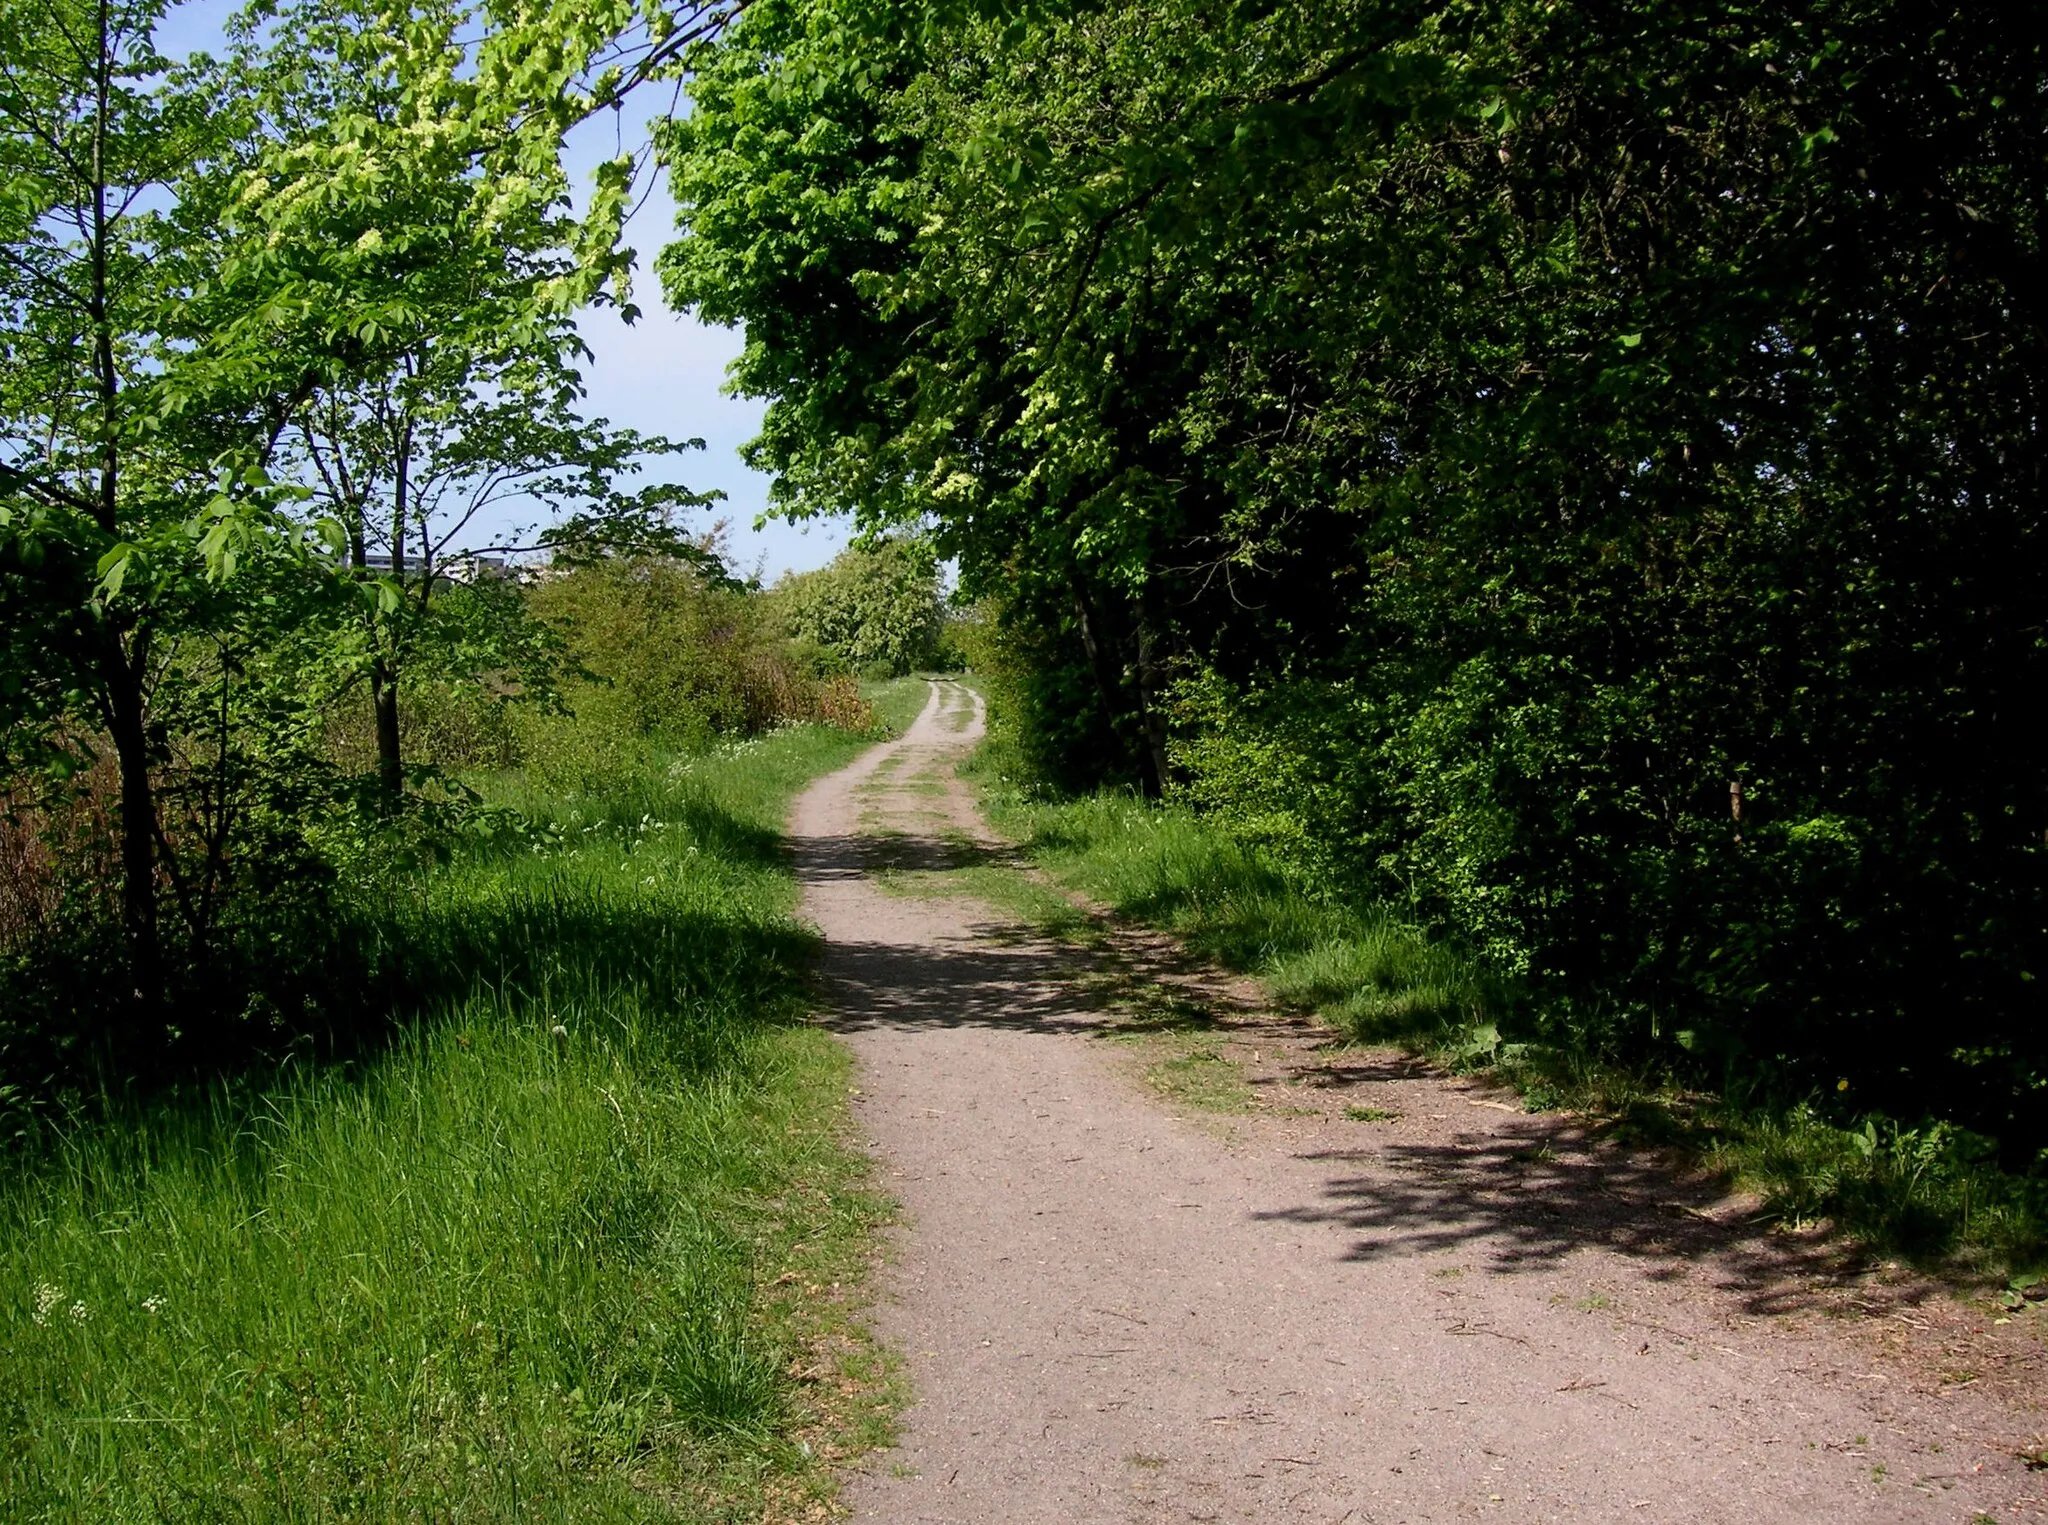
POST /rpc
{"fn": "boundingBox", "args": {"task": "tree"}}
[0,0,283,1005]
[0,0,758,1057]
[288,352,715,796]
[772,537,942,678]
[224,0,723,797]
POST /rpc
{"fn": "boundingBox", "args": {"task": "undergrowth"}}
[971,765,2048,1282]
[0,706,915,1519]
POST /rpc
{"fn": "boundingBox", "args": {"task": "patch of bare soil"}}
[792,681,2047,1524]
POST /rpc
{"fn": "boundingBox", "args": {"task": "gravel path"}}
[792,680,2044,1524]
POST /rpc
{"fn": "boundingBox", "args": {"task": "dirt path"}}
[792,681,2044,1524]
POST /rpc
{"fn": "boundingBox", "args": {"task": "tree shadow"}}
[802,823,1021,880]
[388,896,818,1033]
[2,790,822,1151]
[808,917,1113,1038]
[1258,1122,1937,1319]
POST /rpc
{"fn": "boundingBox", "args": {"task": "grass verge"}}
[0,718,903,1520]
[969,768,2048,1283]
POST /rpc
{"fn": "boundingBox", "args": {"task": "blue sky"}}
[154,0,851,581]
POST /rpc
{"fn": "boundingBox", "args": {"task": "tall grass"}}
[984,789,1493,1042]
[0,713,907,1519]
[979,779,2048,1278]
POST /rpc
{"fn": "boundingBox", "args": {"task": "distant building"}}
[344,551,517,583]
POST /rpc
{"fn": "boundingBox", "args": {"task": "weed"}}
[1345,1106,1401,1123]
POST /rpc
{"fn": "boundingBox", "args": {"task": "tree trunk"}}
[1071,580,1163,797]
[371,655,402,797]
[373,420,411,799]
[102,628,159,1014]
[1131,610,1171,800]
[85,0,158,1022]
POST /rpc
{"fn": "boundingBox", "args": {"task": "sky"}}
[153,0,851,582]
[556,118,852,583]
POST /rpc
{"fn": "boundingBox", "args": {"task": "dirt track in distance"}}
[791,680,2045,1524]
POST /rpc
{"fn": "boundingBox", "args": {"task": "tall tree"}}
[0,0,252,1003]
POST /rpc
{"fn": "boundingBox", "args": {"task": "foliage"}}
[0,0,335,1006]
[512,555,873,793]
[667,0,2048,1163]
[769,538,945,679]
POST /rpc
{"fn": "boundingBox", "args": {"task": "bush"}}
[530,557,846,744]
[0,555,876,1119]
[768,540,944,678]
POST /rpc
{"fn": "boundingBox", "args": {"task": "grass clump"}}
[0,721,893,1519]
[1708,1108,2048,1272]
[861,675,943,738]
[1346,1106,1401,1123]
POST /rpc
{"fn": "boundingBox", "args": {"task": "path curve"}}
[792,681,2039,1524]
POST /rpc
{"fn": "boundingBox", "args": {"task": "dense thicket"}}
[665,0,2048,1154]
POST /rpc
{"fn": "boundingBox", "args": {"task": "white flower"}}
[31,1283,61,1326]
[142,1296,166,1315]
[67,1301,89,1322]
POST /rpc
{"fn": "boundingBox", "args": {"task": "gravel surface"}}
[793,680,2045,1524]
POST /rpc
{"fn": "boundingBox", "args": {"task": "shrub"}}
[768,539,943,678]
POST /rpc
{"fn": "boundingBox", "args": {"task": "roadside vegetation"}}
[970,735,2048,1280]
[3,719,905,1517]
[1,569,928,1516]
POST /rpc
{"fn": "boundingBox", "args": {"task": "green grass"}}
[860,676,935,738]
[0,721,896,1520]
[974,777,2048,1280]
[977,788,1490,1043]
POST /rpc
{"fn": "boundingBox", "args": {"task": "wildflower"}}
[142,1296,166,1315]
[31,1283,61,1326]
[68,1301,90,1322]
